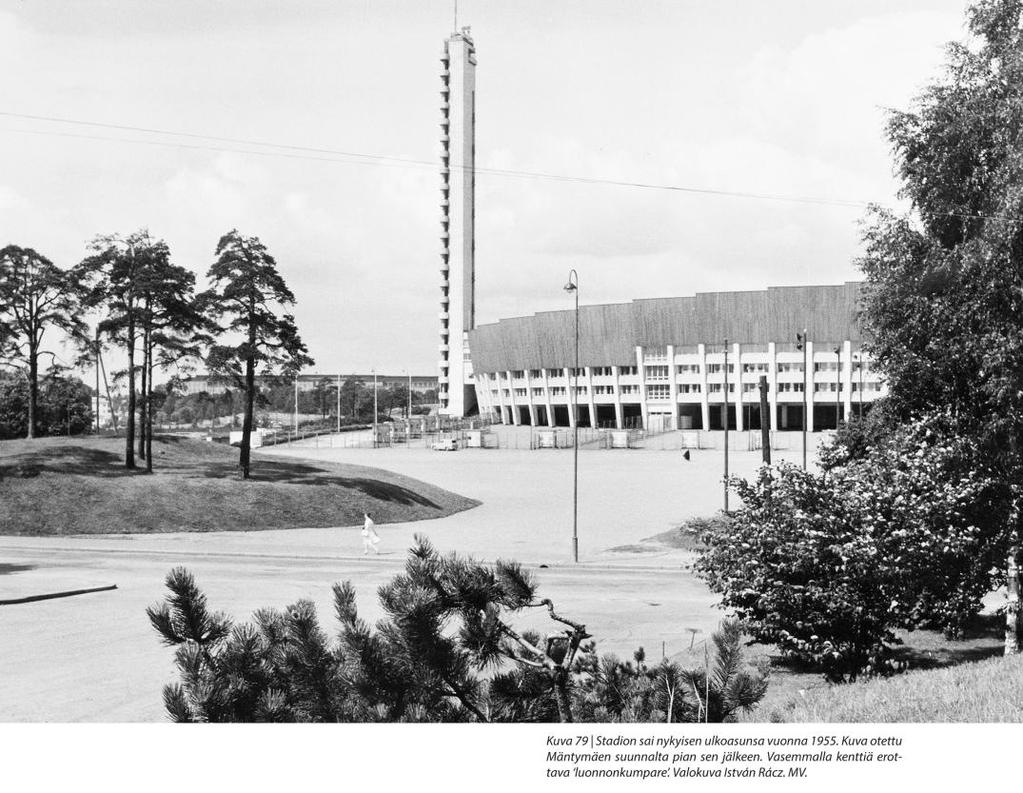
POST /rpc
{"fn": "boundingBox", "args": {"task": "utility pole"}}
[758,375,771,465]
[94,327,101,435]
[723,338,729,512]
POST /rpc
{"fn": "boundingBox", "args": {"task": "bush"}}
[571,621,767,723]
[148,540,768,722]
[697,413,1008,681]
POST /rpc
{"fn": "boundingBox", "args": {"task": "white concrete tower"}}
[438,28,477,417]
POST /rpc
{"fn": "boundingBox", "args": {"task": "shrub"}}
[697,413,1008,681]
[148,537,590,722]
[148,542,769,722]
[570,621,768,723]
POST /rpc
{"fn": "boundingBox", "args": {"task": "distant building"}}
[466,282,883,432]
[179,373,438,397]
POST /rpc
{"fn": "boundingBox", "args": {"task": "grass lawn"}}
[731,614,1009,722]
[0,435,479,535]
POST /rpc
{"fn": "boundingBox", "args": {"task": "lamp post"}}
[564,269,580,563]
[372,368,378,448]
[833,346,841,430]
[723,338,730,512]
[294,374,299,434]
[795,329,808,470]
[336,373,341,433]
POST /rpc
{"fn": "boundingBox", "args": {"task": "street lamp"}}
[564,269,580,564]
[372,368,378,448]
[795,329,809,470]
[723,337,730,512]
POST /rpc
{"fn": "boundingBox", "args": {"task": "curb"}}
[0,584,118,606]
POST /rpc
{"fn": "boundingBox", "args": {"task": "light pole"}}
[336,373,341,433]
[723,338,730,512]
[795,329,808,470]
[293,374,299,434]
[833,346,842,429]
[372,369,378,448]
[564,269,580,563]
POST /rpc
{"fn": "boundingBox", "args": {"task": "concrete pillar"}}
[585,367,598,429]
[733,342,744,432]
[667,345,678,430]
[507,371,520,426]
[613,365,624,429]
[568,365,578,430]
[636,346,648,431]
[543,369,555,427]
[806,341,815,433]
[842,339,853,421]
[494,373,507,424]
[767,341,778,432]
[698,343,710,431]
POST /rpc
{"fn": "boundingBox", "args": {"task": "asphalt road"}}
[0,438,820,722]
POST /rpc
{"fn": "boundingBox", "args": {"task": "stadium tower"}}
[438,27,478,417]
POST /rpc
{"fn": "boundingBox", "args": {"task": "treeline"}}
[0,369,93,440]
[0,229,311,478]
[158,380,435,430]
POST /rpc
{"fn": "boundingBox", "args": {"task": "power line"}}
[0,110,1012,222]
[0,110,872,210]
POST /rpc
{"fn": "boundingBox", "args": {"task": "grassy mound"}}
[0,436,479,535]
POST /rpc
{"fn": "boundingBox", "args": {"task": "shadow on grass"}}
[0,446,131,479]
[0,563,35,575]
[891,613,1005,671]
[759,613,1006,679]
[193,459,442,508]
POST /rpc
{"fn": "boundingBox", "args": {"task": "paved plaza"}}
[0,434,819,721]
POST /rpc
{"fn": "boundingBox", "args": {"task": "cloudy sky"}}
[0,0,970,375]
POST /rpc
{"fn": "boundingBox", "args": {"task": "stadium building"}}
[437,30,882,431]
[466,283,882,432]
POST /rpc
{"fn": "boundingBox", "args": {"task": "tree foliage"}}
[200,231,313,478]
[148,540,767,722]
[0,245,86,438]
[0,369,94,439]
[698,414,1009,681]
[857,0,1023,650]
[79,230,173,469]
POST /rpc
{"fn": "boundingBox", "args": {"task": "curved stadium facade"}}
[466,282,883,432]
